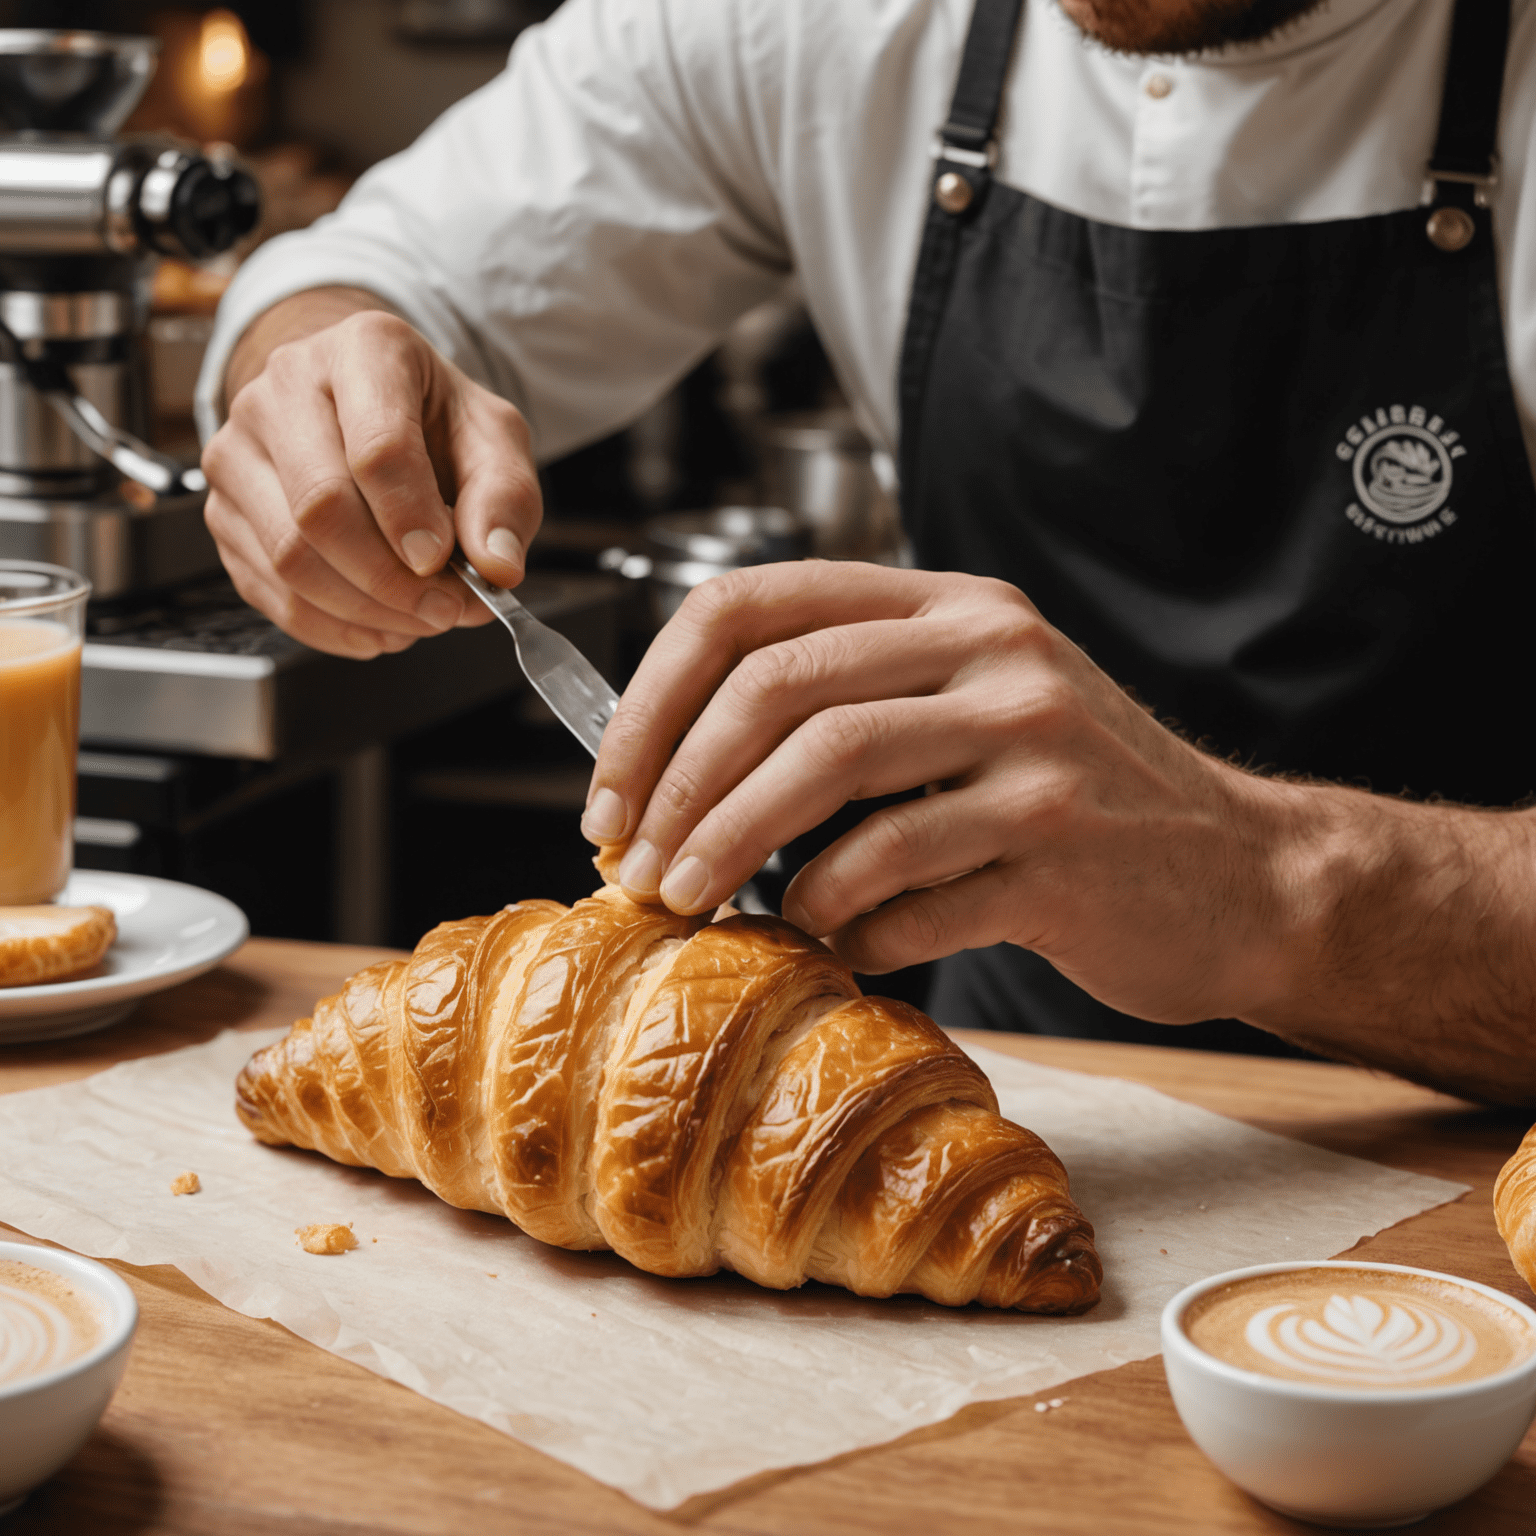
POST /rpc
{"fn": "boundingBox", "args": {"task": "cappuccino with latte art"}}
[1183,1266,1535,1390]
[0,1259,104,1387]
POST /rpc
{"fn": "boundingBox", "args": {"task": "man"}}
[199,0,1536,1103]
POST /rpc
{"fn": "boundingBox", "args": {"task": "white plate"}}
[0,871,248,1043]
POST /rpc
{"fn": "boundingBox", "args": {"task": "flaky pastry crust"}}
[236,886,1100,1312]
[1496,1124,1536,1293]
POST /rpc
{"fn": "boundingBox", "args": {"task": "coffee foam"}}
[1184,1268,1535,1391]
[0,1259,105,1387]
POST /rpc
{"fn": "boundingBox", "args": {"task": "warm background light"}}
[125,9,268,149]
[198,11,250,95]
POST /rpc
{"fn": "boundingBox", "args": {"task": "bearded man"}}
[200,0,1536,1102]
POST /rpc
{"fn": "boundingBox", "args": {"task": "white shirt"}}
[199,0,1536,477]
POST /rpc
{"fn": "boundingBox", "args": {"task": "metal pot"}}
[600,505,810,626]
[758,411,903,561]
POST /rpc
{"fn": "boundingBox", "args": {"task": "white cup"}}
[1161,1260,1536,1529]
[0,1241,138,1514]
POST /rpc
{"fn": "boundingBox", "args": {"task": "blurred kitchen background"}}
[5,3,910,976]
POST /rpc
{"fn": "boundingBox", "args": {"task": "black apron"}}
[897,0,1536,1048]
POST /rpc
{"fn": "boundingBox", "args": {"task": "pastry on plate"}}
[0,905,116,987]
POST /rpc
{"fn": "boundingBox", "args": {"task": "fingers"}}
[209,310,549,649]
[611,623,970,903]
[203,442,449,639]
[209,494,414,658]
[450,389,543,589]
[822,863,1026,975]
[622,693,991,914]
[586,563,949,849]
[781,787,1004,937]
[221,333,466,633]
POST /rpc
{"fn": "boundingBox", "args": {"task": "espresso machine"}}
[0,31,628,948]
[0,29,259,595]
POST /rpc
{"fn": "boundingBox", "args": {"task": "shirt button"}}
[1144,73,1174,99]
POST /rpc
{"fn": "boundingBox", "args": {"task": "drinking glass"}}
[0,561,90,904]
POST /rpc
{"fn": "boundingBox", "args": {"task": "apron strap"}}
[1430,0,1509,183]
[930,0,1027,214]
[1425,0,1511,251]
[898,0,1027,550]
[938,0,1027,160]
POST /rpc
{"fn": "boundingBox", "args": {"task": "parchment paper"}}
[0,1029,1465,1508]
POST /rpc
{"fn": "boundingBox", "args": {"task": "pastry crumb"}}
[295,1223,358,1255]
[170,1171,200,1196]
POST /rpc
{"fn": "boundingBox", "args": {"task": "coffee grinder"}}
[0,29,259,597]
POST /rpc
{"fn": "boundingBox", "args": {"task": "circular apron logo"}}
[1336,405,1465,543]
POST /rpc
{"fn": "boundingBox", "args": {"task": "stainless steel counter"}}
[80,572,621,760]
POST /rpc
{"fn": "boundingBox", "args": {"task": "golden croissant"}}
[236,885,1101,1312]
[1495,1125,1536,1293]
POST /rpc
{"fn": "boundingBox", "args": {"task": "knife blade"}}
[452,559,619,758]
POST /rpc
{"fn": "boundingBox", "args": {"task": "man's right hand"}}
[202,286,542,658]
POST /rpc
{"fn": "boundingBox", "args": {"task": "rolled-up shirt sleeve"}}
[196,0,793,456]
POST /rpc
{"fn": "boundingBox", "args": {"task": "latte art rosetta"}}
[0,1276,86,1385]
[1246,1294,1477,1386]
[1184,1267,1536,1392]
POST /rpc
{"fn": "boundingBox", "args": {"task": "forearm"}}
[1241,775,1536,1105]
[223,286,398,406]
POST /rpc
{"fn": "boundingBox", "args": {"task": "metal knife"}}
[452,559,619,758]
[454,558,775,913]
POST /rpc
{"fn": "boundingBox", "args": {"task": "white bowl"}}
[0,1241,138,1514]
[1162,1260,1536,1529]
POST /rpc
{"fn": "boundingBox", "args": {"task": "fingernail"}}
[618,840,663,896]
[581,786,626,842]
[416,588,462,630]
[660,855,710,913]
[401,528,443,576]
[342,626,381,656]
[486,527,524,571]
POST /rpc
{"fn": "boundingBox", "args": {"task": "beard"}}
[1058,0,1329,54]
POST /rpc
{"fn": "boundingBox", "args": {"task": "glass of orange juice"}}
[0,561,91,905]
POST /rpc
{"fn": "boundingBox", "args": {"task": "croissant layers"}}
[236,886,1101,1312]
[1495,1125,1536,1294]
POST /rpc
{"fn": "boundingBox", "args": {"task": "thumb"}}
[825,865,1020,974]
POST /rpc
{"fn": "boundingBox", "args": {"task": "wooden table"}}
[3,937,1534,1535]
